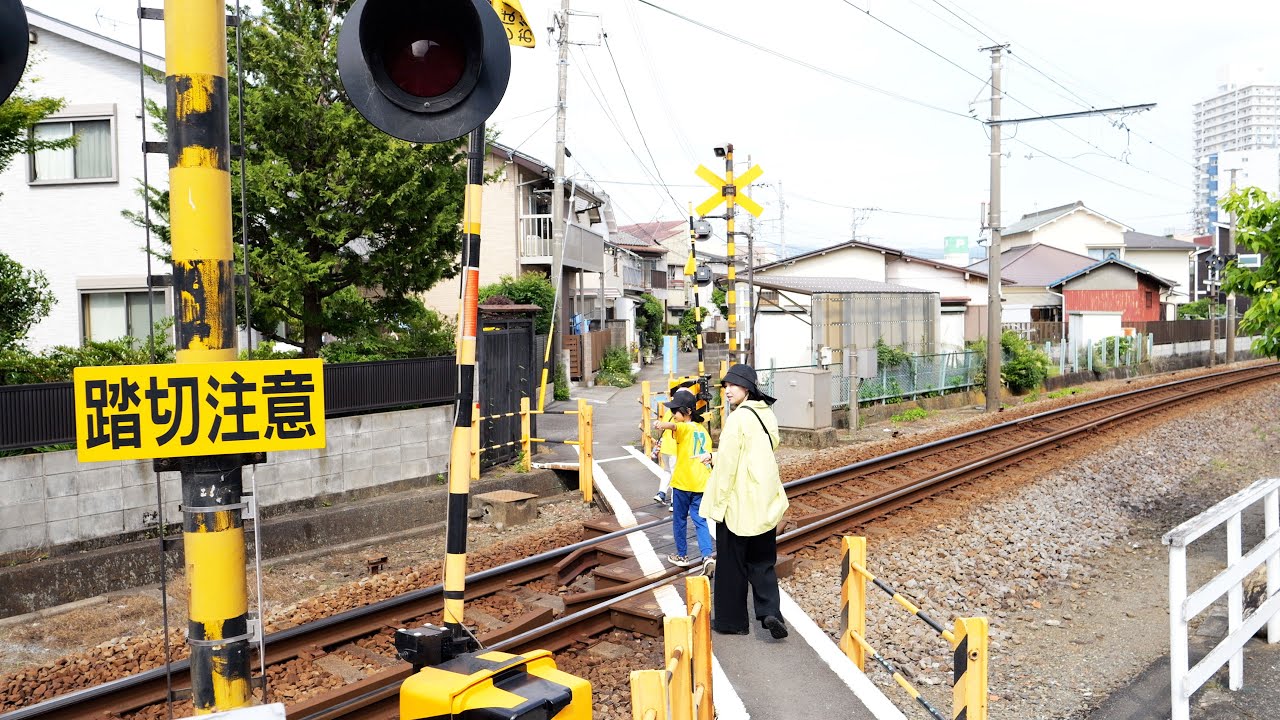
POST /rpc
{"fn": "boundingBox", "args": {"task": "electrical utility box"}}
[772,368,832,430]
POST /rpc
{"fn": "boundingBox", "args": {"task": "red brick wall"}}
[1062,277,1163,322]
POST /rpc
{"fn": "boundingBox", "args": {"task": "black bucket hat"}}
[664,389,698,413]
[721,363,776,405]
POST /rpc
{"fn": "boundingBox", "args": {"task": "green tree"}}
[1176,298,1211,319]
[710,286,728,319]
[636,293,664,349]
[0,66,76,196]
[1222,187,1280,357]
[479,272,555,334]
[125,1,466,358]
[0,251,55,349]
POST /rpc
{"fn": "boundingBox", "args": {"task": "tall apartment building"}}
[1192,65,1280,232]
[1192,66,1274,229]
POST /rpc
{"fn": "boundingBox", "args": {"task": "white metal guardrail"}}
[1163,476,1280,720]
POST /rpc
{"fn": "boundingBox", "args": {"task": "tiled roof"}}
[744,276,936,295]
[1048,257,1178,289]
[967,243,1096,286]
[1122,231,1197,251]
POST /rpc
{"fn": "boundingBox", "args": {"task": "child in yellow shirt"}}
[653,389,714,571]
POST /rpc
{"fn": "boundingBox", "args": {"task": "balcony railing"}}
[519,214,604,272]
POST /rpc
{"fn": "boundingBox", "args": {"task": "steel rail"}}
[4,364,1276,720]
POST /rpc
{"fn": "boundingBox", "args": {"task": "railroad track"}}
[5,363,1277,720]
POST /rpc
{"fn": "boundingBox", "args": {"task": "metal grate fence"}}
[758,351,982,407]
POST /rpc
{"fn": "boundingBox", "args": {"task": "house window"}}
[29,105,118,184]
[81,290,168,343]
[1144,290,1153,309]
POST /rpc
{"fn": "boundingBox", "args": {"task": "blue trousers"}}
[672,488,714,557]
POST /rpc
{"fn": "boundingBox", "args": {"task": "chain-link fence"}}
[757,351,982,407]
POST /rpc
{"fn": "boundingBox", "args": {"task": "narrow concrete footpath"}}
[539,352,901,719]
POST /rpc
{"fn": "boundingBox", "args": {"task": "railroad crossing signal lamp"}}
[692,218,713,239]
[0,0,28,106]
[338,0,512,143]
[695,163,765,218]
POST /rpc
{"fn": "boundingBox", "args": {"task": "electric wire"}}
[622,0,699,165]
[602,32,685,216]
[633,0,977,121]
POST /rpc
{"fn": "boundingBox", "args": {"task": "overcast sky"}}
[26,0,1280,257]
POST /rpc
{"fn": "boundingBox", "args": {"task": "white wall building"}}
[1193,65,1280,232]
[0,9,170,351]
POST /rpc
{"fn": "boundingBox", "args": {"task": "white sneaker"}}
[654,491,667,504]
[701,558,716,577]
[667,554,698,567]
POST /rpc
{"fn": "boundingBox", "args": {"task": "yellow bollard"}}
[470,403,480,482]
[840,536,867,670]
[520,396,531,468]
[630,668,668,720]
[640,380,653,457]
[578,399,593,504]
[951,616,989,720]
[664,615,694,720]
[686,576,713,720]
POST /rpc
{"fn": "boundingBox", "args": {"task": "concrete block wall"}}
[0,406,453,556]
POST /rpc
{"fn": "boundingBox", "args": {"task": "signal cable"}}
[134,5,171,717]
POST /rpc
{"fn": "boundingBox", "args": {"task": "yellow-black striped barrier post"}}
[520,396,531,467]
[630,668,668,720]
[164,1,250,712]
[840,536,867,670]
[951,617,988,720]
[687,203,705,377]
[723,144,741,364]
[664,615,694,720]
[845,631,948,720]
[442,127,487,641]
[687,576,713,720]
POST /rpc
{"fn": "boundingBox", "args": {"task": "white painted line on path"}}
[581,446,749,718]
[594,455,632,464]
[779,589,908,720]
[623,444,670,483]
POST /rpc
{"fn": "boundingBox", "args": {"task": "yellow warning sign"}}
[695,163,764,218]
[72,359,326,462]
[492,0,536,48]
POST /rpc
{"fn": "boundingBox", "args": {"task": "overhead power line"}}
[633,0,978,121]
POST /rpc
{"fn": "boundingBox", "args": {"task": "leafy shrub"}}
[479,272,555,334]
[636,293,664,350]
[554,362,570,401]
[595,346,635,388]
[891,407,929,423]
[875,338,910,368]
[968,331,1050,393]
[0,319,174,385]
[1047,387,1083,399]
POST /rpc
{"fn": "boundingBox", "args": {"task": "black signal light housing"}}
[338,0,511,143]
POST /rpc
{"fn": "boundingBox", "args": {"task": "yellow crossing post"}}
[664,615,694,720]
[841,536,868,670]
[164,1,250,711]
[630,668,668,720]
[687,576,714,720]
[470,403,481,482]
[520,396,531,468]
[578,398,593,504]
[640,380,654,457]
[951,617,989,720]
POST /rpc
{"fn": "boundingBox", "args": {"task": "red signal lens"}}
[381,25,467,99]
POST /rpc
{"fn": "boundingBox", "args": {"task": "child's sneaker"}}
[667,554,697,567]
[701,557,716,577]
[653,490,667,504]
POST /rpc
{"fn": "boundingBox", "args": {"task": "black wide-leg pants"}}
[712,522,781,632]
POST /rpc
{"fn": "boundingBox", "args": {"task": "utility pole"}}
[777,179,785,258]
[984,44,1006,413]
[1225,168,1238,364]
[688,203,705,377]
[549,0,570,377]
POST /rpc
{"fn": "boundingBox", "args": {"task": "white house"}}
[0,8,170,350]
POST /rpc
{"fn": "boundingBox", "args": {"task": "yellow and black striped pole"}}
[951,617,989,720]
[723,144,741,364]
[840,536,867,670]
[443,127,486,640]
[687,203,705,378]
[164,0,249,712]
